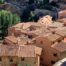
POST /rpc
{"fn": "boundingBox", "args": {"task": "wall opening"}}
[10,58,13,62]
[21,58,25,61]
[51,61,56,65]
[53,53,58,57]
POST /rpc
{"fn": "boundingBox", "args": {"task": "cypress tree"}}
[0,10,21,39]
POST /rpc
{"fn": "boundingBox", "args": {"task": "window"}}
[58,40,61,43]
[52,31,55,34]
[40,57,43,61]
[40,41,43,44]
[53,53,57,57]
[21,58,25,61]
[10,59,13,62]
[53,42,55,44]
[51,61,56,65]
[0,58,2,62]
[40,63,45,66]
[28,35,33,39]
[34,61,36,64]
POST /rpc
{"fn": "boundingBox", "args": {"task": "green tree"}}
[43,0,49,4]
[0,0,5,4]
[0,10,21,39]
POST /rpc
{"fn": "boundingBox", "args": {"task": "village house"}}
[8,22,44,36]
[0,44,42,66]
[31,32,64,66]
[51,41,66,60]
[55,27,66,38]
[38,15,53,28]
[6,15,66,66]
[3,35,32,45]
[58,10,66,19]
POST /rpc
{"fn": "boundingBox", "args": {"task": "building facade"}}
[0,45,42,66]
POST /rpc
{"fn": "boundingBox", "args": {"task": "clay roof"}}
[29,22,43,27]
[0,45,18,56]
[38,15,52,27]
[58,10,66,19]
[18,45,36,57]
[44,33,62,42]
[48,22,63,28]
[6,45,18,56]
[5,36,18,44]
[13,23,23,29]
[0,45,5,56]
[51,42,66,52]
[17,36,32,45]
[55,27,66,37]
[4,36,32,45]
[0,45,42,57]
[22,23,31,29]
[29,28,51,36]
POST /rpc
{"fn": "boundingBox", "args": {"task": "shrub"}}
[0,0,5,4]
[0,10,21,39]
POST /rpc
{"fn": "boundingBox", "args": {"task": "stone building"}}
[3,35,32,45]
[7,17,66,66]
[0,44,42,66]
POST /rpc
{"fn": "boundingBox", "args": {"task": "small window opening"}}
[58,40,61,43]
[53,53,57,57]
[0,58,2,61]
[21,58,25,61]
[51,61,56,64]
[10,59,13,62]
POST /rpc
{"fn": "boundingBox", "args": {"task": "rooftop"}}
[0,45,42,57]
[55,27,66,37]
[51,42,66,52]
[4,36,32,45]
[44,33,62,43]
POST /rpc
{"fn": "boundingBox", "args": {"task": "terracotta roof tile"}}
[4,36,18,44]
[13,23,23,29]
[4,36,32,45]
[44,33,62,42]
[18,45,36,57]
[22,23,31,29]
[58,10,66,19]
[38,15,52,27]
[55,27,66,37]
[17,36,31,45]
[0,45,18,56]
[51,42,66,52]
[5,45,18,56]
[0,45,42,57]
[48,22,63,28]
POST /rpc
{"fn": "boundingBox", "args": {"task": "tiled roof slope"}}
[0,45,42,57]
